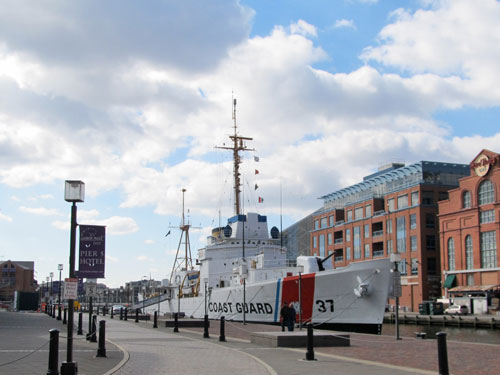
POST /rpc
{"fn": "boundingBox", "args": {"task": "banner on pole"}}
[78,225,106,278]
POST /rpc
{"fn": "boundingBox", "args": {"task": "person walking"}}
[280,301,289,332]
[287,302,296,332]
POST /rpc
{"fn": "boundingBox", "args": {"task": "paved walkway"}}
[2,310,499,374]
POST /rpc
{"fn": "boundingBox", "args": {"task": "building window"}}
[319,235,325,257]
[364,244,370,258]
[328,233,333,246]
[314,220,319,230]
[347,210,353,222]
[329,215,334,227]
[366,204,372,218]
[346,228,351,242]
[388,198,395,212]
[422,190,434,205]
[478,180,494,205]
[426,235,436,251]
[355,207,363,221]
[463,190,471,208]
[313,236,317,248]
[411,258,418,275]
[425,214,435,228]
[410,214,417,229]
[480,231,497,269]
[387,219,393,234]
[480,209,495,224]
[364,224,369,238]
[467,274,474,286]
[410,235,417,251]
[346,247,351,260]
[465,235,473,270]
[396,216,406,253]
[353,227,361,259]
[438,191,449,201]
[397,195,408,210]
[387,239,393,254]
[447,237,455,271]
[320,217,328,228]
[397,260,407,275]
[411,191,419,206]
[427,257,436,275]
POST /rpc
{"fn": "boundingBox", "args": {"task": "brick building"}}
[311,161,469,312]
[0,260,36,303]
[438,149,500,314]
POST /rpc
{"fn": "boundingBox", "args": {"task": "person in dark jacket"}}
[287,302,296,331]
[280,301,289,331]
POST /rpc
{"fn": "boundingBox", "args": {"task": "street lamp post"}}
[61,180,85,375]
[46,277,49,303]
[57,264,63,320]
[50,272,54,302]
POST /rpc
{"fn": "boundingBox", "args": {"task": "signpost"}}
[64,278,78,300]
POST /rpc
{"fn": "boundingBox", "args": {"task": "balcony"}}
[334,256,344,262]
[373,210,385,217]
[334,238,344,244]
[372,230,383,237]
[373,250,384,258]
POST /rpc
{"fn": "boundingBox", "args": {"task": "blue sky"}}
[1,0,499,287]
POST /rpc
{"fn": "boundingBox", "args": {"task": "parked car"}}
[112,305,126,313]
[444,304,468,315]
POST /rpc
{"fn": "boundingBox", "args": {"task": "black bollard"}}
[437,332,449,375]
[97,320,106,357]
[135,308,139,323]
[88,301,93,340]
[47,329,59,375]
[77,312,83,335]
[203,314,210,338]
[96,306,99,316]
[124,308,128,321]
[57,305,62,321]
[90,315,97,343]
[63,308,67,325]
[103,306,106,317]
[219,316,226,342]
[52,305,56,318]
[153,311,158,328]
[45,304,48,314]
[173,312,179,332]
[305,323,315,361]
[119,307,123,320]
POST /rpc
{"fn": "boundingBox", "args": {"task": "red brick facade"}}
[438,149,500,313]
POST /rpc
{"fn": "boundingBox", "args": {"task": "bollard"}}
[57,305,62,321]
[63,308,67,325]
[436,332,449,375]
[153,311,158,328]
[88,304,93,340]
[305,323,315,361]
[203,314,210,338]
[124,308,128,321]
[90,315,97,343]
[96,306,99,316]
[135,308,139,323]
[110,307,114,319]
[219,316,226,342]
[103,306,106,317]
[47,329,59,375]
[97,320,106,357]
[45,304,48,314]
[119,307,123,320]
[52,305,56,318]
[173,312,179,332]
[77,312,83,335]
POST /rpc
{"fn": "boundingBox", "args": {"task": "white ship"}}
[140,100,392,334]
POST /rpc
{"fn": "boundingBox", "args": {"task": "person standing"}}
[280,301,289,331]
[287,302,296,332]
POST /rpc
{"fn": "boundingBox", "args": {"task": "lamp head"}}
[64,180,85,202]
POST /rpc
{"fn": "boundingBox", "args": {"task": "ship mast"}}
[216,98,254,215]
[170,188,193,282]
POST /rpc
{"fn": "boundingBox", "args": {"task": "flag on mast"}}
[254,156,260,162]
[258,197,264,203]
[255,184,258,190]
[255,169,259,175]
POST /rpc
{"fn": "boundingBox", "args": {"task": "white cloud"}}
[290,20,317,37]
[0,211,13,222]
[52,214,138,235]
[106,255,119,263]
[334,19,356,29]
[19,206,62,216]
[136,255,153,262]
[144,239,155,245]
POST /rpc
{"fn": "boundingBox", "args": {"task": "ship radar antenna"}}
[215,97,255,215]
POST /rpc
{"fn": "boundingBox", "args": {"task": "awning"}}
[443,274,456,289]
[448,284,499,293]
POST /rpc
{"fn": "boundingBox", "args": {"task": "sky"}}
[1,0,500,288]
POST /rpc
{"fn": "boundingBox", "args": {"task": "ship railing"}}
[258,259,297,268]
[130,292,171,310]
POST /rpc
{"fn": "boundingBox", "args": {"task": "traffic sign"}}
[64,278,78,299]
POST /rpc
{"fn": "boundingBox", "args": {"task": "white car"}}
[444,304,468,315]
[112,305,126,313]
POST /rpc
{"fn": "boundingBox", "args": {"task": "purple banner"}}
[78,225,106,279]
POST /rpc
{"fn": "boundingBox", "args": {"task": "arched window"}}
[478,180,494,205]
[447,238,455,271]
[462,190,471,208]
[465,235,473,270]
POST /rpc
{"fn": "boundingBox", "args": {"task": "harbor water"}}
[381,323,500,345]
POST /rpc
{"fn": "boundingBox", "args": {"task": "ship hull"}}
[147,258,391,332]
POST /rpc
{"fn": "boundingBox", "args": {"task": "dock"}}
[384,312,500,329]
